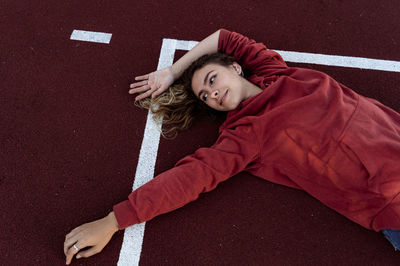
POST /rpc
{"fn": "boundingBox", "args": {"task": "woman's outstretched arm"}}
[63,121,260,264]
[129,29,220,101]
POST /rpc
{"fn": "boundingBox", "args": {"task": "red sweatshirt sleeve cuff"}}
[113,200,141,230]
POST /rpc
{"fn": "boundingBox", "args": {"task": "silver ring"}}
[73,244,79,251]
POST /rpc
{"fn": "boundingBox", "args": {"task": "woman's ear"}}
[232,62,242,75]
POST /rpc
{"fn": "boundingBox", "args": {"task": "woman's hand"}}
[64,212,119,265]
[128,30,220,101]
[129,66,175,101]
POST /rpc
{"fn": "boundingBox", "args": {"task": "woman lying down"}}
[64,29,400,264]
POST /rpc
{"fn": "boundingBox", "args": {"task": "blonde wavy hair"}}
[136,53,236,138]
[135,82,207,138]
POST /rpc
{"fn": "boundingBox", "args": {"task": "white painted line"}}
[117,38,177,266]
[117,37,400,266]
[175,39,198,51]
[70,30,112,44]
[275,50,400,72]
[173,39,400,73]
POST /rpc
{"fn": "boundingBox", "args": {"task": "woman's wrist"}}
[171,64,184,80]
[107,211,120,233]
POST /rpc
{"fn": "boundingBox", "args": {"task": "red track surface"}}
[1,1,400,265]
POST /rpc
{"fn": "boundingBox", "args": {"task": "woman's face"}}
[191,62,248,111]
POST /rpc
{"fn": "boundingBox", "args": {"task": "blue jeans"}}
[382,229,400,251]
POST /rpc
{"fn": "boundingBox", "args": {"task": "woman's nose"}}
[211,90,219,99]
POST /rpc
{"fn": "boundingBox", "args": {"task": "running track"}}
[1,1,400,265]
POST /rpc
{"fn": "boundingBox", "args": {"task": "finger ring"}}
[73,244,79,251]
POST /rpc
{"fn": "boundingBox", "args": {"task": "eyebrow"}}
[198,70,213,98]
[204,70,213,86]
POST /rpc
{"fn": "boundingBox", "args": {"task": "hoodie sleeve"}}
[218,29,287,76]
[113,124,260,229]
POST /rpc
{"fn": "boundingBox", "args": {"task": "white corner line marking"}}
[117,38,178,266]
[117,37,400,266]
[70,30,112,44]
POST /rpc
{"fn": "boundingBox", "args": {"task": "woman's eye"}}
[210,75,216,85]
[202,93,208,101]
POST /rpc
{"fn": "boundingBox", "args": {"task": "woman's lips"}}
[220,90,228,105]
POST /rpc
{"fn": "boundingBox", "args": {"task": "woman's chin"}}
[209,100,239,112]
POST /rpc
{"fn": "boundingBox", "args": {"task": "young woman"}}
[64,29,400,264]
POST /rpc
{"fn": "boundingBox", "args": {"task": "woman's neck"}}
[243,78,263,100]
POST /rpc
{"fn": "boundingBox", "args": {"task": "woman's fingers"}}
[132,84,164,100]
[130,82,161,101]
[151,83,169,98]
[151,88,163,98]
[76,246,102,259]
[65,241,81,265]
[135,90,154,101]
[130,80,148,89]
[64,230,81,255]
[134,74,150,81]
[129,85,150,94]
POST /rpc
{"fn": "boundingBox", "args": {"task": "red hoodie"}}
[114,29,400,231]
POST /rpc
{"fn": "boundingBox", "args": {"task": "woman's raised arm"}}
[129,29,220,101]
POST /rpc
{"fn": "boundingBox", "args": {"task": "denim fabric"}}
[382,229,400,251]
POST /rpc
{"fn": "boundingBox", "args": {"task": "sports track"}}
[1,1,400,265]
